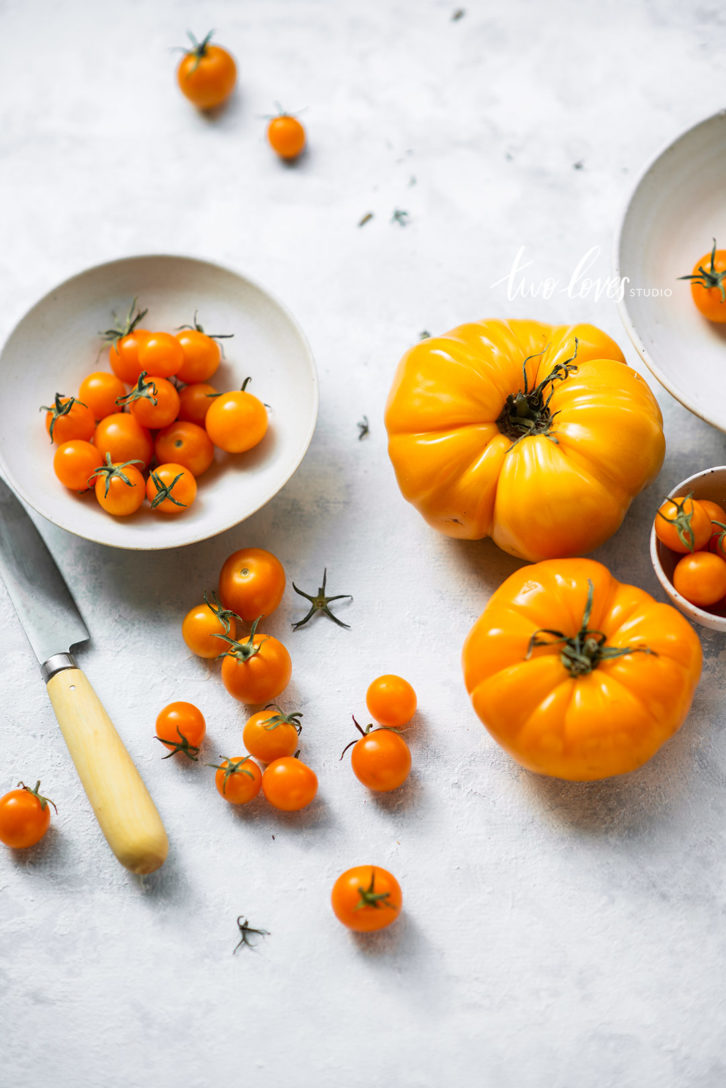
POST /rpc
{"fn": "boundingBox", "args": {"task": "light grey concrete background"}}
[1,2,726,1086]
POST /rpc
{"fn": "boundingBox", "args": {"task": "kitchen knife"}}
[0,476,168,874]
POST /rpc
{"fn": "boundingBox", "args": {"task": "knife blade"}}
[0,477,168,874]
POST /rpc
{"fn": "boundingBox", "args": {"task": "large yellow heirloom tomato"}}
[462,559,702,781]
[384,319,665,560]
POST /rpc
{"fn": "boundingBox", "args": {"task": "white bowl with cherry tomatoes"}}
[650,466,726,632]
[0,254,318,549]
[616,111,726,433]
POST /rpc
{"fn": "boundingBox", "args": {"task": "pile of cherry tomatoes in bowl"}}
[43,301,269,518]
[653,489,726,619]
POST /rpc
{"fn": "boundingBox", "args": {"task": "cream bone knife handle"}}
[44,655,169,874]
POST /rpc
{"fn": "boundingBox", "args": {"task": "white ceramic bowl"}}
[616,110,726,431]
[650,466,726,632]
[0,255,318,549]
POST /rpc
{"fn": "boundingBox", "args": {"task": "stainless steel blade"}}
[0,476,89,666]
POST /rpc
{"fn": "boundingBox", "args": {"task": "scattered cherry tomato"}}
[0,781,56,849]
[122,373,181,430]
[176,323,227,383]
[43,395,96,444]
[366,674,417,728]
[211,756,262,804]
[673,551,726,608]
[53,440,103,491]
[94,412,154,470]
[679,240,726,323]
[177,382,219,425]
[176,31,237,111]
[220,620,292,704]
[90,455,146,516]
[182,594,238,658]
[262,756,317,811]
[243,706,302,762]
[267,112,306,160]
[155,420,215,476]
[654,495,712,553]
[205,381,268,453]
[78,371,128,421]
[218,547,286,621]
[345,720,411,792]
[331,866,402,932]
[155,701,206,759]
[138,332,184,379]
[146,463,198,514]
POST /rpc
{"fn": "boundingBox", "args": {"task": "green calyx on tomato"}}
[202,591,239,635]
[116,371,158,409]
[216,615,267,661]
[678,238,726,303]
[182,29,215,69]
[147,469,188,509]
[155,727,201,761]
[17,780,57,813]
[526,578,656,677]
[496,340,579,448]
[41,393,89,443]
[99,297,148,349]
[207,756,256,794]
[656,492,700,552]
[177,311,234,344]
[354,870,397,913]
[88,452,144,497]
[259,704,303,733]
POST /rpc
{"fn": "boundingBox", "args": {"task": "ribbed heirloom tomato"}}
[462,558,702,781]
[385,320,665,560]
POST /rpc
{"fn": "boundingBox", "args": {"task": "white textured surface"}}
[1,2,726,1087]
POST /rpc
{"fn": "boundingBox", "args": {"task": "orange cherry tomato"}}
[176,31,237,110]
[698,499,726,524]
[78,371,128,421]
[205,383,268,453]
[267,113,306,160]
[91,456,146,516]
[146,463,197,514]
[177,382,219,425]
[331,866,402,932]
[220,621,292,704]
[212,756,262,804]
[348,722,411,792]
[43,395,96,444]
[175,326,224,383]
[218,547,286,621]
[108,329,150,383]
[121,373,180,430]
[182,595,237,658]
[654,495,712,553]
[366,674,417,728]
[243,706,302,762]
[679,240,726,323]
[0,781,56,848]
[154,420,214,476]
[94,413,154,469]
[155,701,206,760]
[53,440,103,491]
[138,332,184,379]
[261,756,317,811]
[672,551,726,608]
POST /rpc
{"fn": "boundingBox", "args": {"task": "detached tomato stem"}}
[527,578,656,676]
[291,569,353,630]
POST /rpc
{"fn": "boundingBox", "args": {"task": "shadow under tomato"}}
[368,768,423,813]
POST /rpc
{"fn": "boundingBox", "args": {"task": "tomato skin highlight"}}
[267,115,306,160]
[654,496,712,554]
[138,332,184,379]
[350,729,411,792]
[218,547,286,621]
[0,784,53,849]
[673,551,726,608]
[109,329,150,383]
[175,329,221,383]
[177,39,237,110]
[156,702,206,757]
[243,708,300,762]
[93,462,146,517]
[205,390,268,453]
[53,440,103,491]
[213,757,262,804]
[366,674,417,728]
[182,601,237,658]
[331,866,402,932]
[78,371,128,420]
[94,413,154,469]
[45,397,96,444]
[262,757,317,811]
[128,376,181,430]
[155,421,215,477]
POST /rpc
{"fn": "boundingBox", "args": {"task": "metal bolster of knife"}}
[41,652,78,683]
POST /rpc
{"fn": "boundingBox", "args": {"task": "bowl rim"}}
[649,465,726,629]
[613,108,726,431]
[0,251,319,550]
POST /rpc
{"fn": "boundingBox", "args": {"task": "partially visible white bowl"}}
[616,110,726,432]
[0,255,318,549]
[650,465,726,633]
